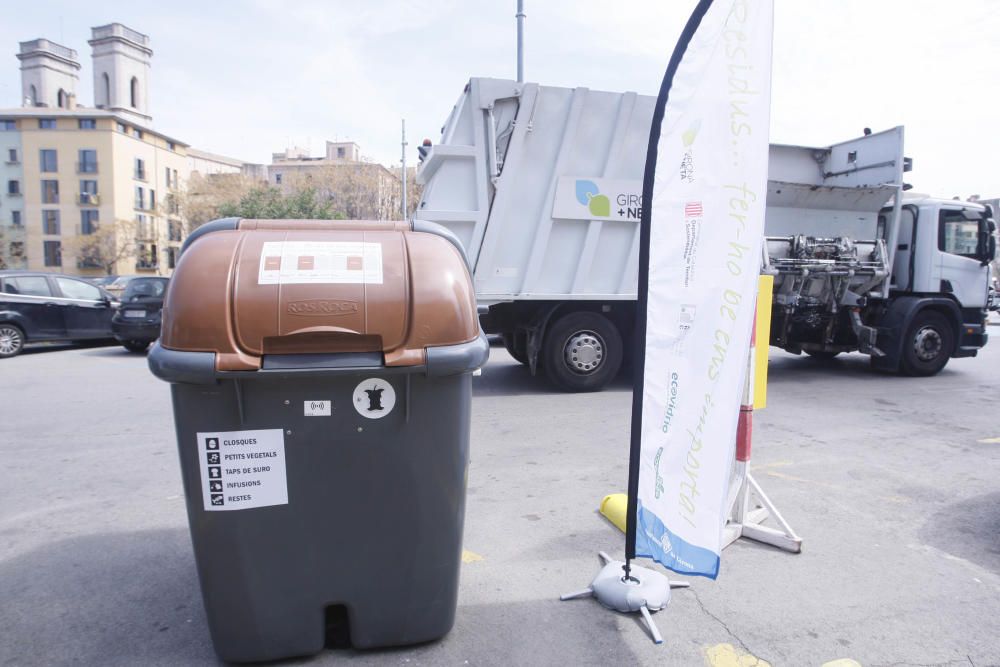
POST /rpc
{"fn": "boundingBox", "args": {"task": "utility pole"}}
[516,0,525,83]
[401,119,407,220]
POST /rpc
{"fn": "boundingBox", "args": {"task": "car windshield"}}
[122,277,168,302]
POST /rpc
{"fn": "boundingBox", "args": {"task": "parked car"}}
[0,270,118,358]
[85,275,119,287]
[100,275,141,299]
[111,276,168,353]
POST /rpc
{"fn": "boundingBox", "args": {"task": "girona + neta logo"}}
[575,179,610,217]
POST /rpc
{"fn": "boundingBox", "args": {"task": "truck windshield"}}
[123,277,168,302]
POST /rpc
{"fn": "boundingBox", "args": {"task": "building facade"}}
[268,143,402,221]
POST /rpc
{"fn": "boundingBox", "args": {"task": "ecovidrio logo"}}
[574,180,611,217]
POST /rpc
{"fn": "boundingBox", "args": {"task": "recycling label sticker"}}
[352,378,396,419]
[197,429,288,511]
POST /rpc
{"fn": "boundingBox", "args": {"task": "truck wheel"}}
[543,312,623,392]
[502,332,529,365]
[900,311,953,376]
[0,323,25,358]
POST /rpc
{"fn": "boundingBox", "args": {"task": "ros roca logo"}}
[287,299,359,316]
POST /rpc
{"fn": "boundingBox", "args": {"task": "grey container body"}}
[167,367,473,662]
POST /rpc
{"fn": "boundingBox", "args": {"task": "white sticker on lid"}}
[257,241,383,285]
[198,429,288,511]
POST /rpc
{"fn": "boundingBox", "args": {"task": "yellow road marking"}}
[821,660,862,667]
[977,437,1000,444]
[461,550,483,563]
[704,643,770,667]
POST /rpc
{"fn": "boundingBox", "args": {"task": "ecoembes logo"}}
[287,299,358,316]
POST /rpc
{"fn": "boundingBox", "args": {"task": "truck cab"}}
[873,196,994,372]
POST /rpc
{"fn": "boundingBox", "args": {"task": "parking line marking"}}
[977,437,1000,444]
[704,643,770,667]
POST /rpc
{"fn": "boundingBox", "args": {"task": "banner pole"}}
[625,0,717,574]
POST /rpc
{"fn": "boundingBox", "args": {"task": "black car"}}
[0,270,118,358]
[111,276,168,353]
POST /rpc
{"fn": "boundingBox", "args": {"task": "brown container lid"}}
[160,219,479,371]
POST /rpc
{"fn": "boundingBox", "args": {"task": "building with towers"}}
[0,23,256,276]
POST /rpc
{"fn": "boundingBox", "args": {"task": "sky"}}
[1,0,998,198]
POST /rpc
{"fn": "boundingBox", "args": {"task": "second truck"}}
[415,78,996,391]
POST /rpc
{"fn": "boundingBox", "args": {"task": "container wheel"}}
[542,312,623,392]
[0,323,25,358]
[900,311,953,376]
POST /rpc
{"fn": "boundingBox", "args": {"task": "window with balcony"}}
[6,148,17,163]
[135,214,155,241]
[168,220,183,242]
[41,180,59,204]
[43,210,60,235]
[11,211,21,226]
[166,194,180,216]
[39,119,56,129]
[136,243,158,270]
[43,240,61,267]
[81,209,99,234]
[135,158,146,180]
[79,118,96,130]
[79,180,98,205]
[135,186,145,210]
[8,180,20,195]
[78,149,98,173]
[40,149,58,172]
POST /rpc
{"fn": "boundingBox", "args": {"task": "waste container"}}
[148,218,489,662]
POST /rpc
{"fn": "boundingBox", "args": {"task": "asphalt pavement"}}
[1,340,999,666]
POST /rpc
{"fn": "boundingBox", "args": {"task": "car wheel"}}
[805,350,840,360]
[0,323,25,358]
[542,311,623,392]
[900,311,953,376]
[122,339,150,353]
[502,331,529,365]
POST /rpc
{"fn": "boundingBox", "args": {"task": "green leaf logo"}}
[588,194,610,217]
[682,119,701,147]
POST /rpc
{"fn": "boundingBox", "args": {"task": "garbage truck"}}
[415,78,996,390]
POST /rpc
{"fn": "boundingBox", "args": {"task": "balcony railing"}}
[19,39,78,60]
[77,257,102,269]
[135,259,159,270]
[78,193,100,206]
[134,169,146,181]
[91,24,150,47]
[76,162,99,174]
[135,227,157,242]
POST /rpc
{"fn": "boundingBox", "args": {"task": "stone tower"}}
[17,39,81,108]
[89,23,152,123]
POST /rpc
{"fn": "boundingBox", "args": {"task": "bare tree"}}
[63,218,138,275]
[179,172,262,231]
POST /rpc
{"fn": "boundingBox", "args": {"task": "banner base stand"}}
[560,551,690,645]
[723,471,801,553]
